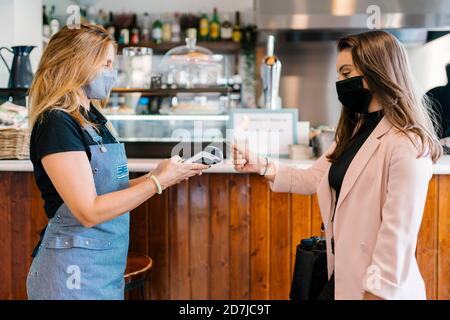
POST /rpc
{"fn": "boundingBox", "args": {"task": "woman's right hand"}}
[232,143,266,174]
[232,143,277,181]
[151,156,209,190]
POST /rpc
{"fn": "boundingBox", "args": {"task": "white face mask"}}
[83,69,117,100]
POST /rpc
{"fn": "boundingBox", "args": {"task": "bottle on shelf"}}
[86,6,98,25]
[209,7,221,41]
[232,11,242,43]
[119,22,130,45]
[79,8,88,24]
[105,12,116,40]
[148,97,160,114]
[130,14,140,44]
[42,5,50,39]
[198,11,209,41]
[171,12,181,42]
[152,16,163,44]
[221,14,233,41]
[180,13,199,41]
[136,97,150,115]
[186,28,197,41]
[229,74,243,108]
[141,12,151,42]
[49,5,55,18]
[162,14,172,43]
[96,9,107,26]
[49,5,60,36]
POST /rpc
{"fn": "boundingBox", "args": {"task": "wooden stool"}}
[124,252,153,300]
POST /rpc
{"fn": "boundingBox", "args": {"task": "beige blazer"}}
[270,117,431,300]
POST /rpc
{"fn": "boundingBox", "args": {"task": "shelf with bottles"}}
[41,4,251,53]
[104,9,247,54]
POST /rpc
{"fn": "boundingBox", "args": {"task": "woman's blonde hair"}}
[328,30,442,163]
[29,23,115,128]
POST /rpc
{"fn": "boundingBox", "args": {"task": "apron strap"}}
[83,125,103,144]
[83,125,109,152]
[89,104,120,143]
[84,123,120,145]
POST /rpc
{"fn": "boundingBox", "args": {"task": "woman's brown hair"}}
[29,23,115,128]
[327,30,442,163]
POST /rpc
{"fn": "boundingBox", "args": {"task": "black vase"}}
[0,45,36,88]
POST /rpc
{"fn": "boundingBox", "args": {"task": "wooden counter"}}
[0,167,448,300]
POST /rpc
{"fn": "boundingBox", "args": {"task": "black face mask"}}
[336,76,373,114]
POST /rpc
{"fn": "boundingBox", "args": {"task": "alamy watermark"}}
[66,265,81,290]
[365,264,382,291]
[66,5,81,29]
[168,120,282,163]
[367,5,382,30]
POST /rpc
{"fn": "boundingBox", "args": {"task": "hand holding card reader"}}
[183,146,223,165]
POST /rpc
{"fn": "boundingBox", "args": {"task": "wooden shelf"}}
[0,88,28,94]
[117,41,241,54]
[111,86,231,95]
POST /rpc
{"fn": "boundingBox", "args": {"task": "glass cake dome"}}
[158,37,223,88]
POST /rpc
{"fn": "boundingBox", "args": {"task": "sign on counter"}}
[229,108,298,157]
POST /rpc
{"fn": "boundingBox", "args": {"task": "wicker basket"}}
[0,127,30,160]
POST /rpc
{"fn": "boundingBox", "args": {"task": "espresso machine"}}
[260,35,282,109]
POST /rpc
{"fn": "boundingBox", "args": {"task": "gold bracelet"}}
[146,173,162,194]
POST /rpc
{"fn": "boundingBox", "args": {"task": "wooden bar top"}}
[1,156,450,174]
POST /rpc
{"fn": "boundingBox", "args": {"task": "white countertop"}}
[1,156,450,174]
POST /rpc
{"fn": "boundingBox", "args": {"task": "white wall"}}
[0,0,15,87]
[407,34,450,94]
[0,0,42,88]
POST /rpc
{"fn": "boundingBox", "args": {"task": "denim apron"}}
[27,125,130,300]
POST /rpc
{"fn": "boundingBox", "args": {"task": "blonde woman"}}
[233,31,442,300]
[26,24,208,300]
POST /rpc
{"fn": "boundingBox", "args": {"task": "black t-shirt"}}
[328,110,383,207]
[30,106,117,219]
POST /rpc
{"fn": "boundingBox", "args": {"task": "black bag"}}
[290,236,328,300]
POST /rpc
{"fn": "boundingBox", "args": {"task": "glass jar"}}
[116,47,153,88]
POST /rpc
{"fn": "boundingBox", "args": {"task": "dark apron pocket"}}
[40,235,114,269]
[32,235,116,296]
